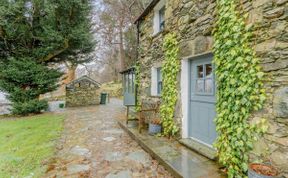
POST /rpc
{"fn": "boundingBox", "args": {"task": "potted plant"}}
[248,163,279,178]
[148,118,162,135]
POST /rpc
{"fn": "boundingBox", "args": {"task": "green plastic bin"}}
[100,93,107,104]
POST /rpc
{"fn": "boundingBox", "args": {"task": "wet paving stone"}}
[70,146,90,157]
[102,136,117,142]
[67,164,90,174]
[125,151,150,166]
[105,170,132,178]
[104,152,124,161]
[103,128,124,134]
[44,99,173,178]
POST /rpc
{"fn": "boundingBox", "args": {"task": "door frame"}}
[181,52,215,142]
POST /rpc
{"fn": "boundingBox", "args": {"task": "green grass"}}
[0,114,64,178]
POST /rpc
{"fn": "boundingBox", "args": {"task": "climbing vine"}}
[213,0,267,177]
[160,33,180,137]
[134,60,141,112]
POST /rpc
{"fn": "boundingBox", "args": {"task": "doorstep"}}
[179,138,217,160]
[118,120,225,178]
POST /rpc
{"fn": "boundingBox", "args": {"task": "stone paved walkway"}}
[45,99,172,178]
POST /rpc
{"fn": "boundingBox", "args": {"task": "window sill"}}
[152,29,168,39]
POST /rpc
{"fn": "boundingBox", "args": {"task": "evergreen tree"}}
[0,58,62,115]
[0,0,95,115]
[0,0,94,63]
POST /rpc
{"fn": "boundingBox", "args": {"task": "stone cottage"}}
[66,75,101,107]
[135,0,288,175]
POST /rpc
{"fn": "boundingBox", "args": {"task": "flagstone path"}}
[44,99,172,178]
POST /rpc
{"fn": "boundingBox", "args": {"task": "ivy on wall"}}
[213,0,267,177]
[134,60,141,112]
[160,33,180,137]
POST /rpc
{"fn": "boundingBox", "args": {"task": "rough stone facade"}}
[66,76,101,107]
[137,0,288,175]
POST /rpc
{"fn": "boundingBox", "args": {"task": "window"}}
[151,66,162,96]
[153,0,166,35]
[159,6,165,31]
[124,73,135,93]
[157,67,162,94]
[125,74,129,92]
[195,63,214,94]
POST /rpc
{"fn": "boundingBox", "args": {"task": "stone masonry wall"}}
[137,0,288,175]
[66,87,100,107]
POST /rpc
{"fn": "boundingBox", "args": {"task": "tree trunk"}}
[119,20,125,72]
[66,65,77,84]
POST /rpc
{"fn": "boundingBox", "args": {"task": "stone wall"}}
[66,87,100,107]
[246,0,288,175]
[137,0,288,175]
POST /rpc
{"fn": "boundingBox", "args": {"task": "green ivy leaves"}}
[213,0,266,177]
[160,33,180,137]
[135,61,141,112]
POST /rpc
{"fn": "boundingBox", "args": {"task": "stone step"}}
[118,120,225,178]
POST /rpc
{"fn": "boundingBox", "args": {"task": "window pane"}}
[206,64,213,78]
[159,6,165,30]
[131,73,135,93]
[157,68,162,94]
[125,74,129,92]
[196,79,204,93]
[128,73,133,93]
[197,65,204,78]
[158,81,162,94]
[157,68,162,81]
[205,79,213,93]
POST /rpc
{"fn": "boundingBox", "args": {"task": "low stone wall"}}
[66,88,100,107]
[48,101,66,112]
[99,82,123,98]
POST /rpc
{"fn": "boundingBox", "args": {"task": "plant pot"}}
[148,123,162,135]
[248,163,279,178]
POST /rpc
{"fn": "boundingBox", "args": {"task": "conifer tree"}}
[0,0,95,115]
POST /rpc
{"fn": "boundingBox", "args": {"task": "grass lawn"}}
[0,114,64,178]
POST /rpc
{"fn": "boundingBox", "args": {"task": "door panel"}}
[189,55,217,146]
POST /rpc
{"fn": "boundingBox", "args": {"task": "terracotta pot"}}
[248,163,279,178]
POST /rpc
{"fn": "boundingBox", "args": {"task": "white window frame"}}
[157,67,162,95]
[153,0,166,35]
[151,64,162,96]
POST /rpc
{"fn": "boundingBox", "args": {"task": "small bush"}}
[59,103,65,108]
[11,100,48,115]
[0,58,62,116]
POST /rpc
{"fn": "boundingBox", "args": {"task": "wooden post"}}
[126,106,129,124]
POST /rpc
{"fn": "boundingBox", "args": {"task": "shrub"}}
[11,100,48,115]
[0,58,61,115]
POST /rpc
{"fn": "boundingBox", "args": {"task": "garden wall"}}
[66,87,100,107]
[66,76,101,107]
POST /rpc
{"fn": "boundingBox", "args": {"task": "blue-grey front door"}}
[189,54,217,146]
